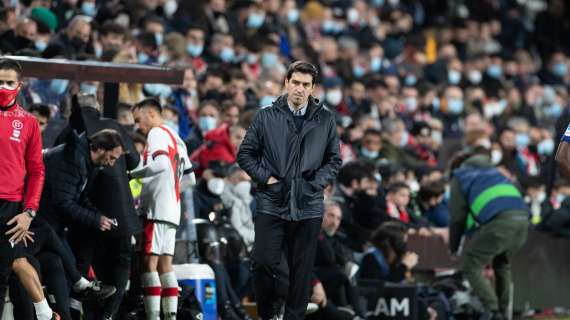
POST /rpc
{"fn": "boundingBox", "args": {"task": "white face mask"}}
[325,90,343,106]
[491,149,503,165]
[408,180,420,193]
[234,181,252,198]
[431,131,443,144]
[536,191,546,203]
[207,178,225,195]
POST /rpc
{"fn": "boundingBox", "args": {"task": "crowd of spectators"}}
[2,0,570,319]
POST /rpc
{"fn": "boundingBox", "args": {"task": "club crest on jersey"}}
[10,119,22,142]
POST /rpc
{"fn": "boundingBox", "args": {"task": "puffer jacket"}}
[237,95,342,220]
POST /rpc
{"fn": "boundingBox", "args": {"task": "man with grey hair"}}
[43,15,92,59]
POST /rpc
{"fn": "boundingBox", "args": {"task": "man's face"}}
[70,22,91,44]
[391,188,411,209]
[92,146,123,167]
[362,133,382,152]
[101,32,124,51]
[223,106,240,126]
[322,205,342,235]
[285,72,314,107]
[0,69,20,90]
[16,21,37,41]
[187,29,205,46]
[31,112,48,133]
[229,126,246,151]
[133,108,154,135]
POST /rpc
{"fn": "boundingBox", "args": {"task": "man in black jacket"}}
[237,61,342,320]
[55,94,141,320]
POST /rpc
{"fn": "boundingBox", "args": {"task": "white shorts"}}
[143,220,176,256]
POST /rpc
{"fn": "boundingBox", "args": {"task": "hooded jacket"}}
[190,123,236,177]
[237,95,342,220]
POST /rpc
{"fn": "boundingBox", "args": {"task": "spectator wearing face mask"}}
[193,164,228,221]
[190,122,247,177]
[43,15,91,60]
[323,76,349,115]
[186,100,222,154]
[380,117,427,171]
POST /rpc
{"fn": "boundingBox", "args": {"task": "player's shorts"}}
[143,220,176,256]
[0,200,25,279]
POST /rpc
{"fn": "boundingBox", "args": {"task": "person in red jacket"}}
[190,122,246,177]
[0,58,58,320]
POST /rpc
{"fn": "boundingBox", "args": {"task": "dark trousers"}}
[252,214,322,320]
[0,200,23,318]
[68,229,132,319]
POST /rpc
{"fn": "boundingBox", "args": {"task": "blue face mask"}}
[50,79,69,95]
[370,57,382,72]
[556,193,567,204]
[448,70,462,84]
[154,33,164,46]
[138,52,150,64]
[447,98,464,114]
[553,62,568,78]
[515,133,530,147]
[219,47,234,63]
[198,116,217,133]
[35,40,47,52]
[144,83,172,97]
[487,64,502,79]
[186,43,203,57]
[80,83,98,95]
[322,20,335,33]
[399,131,409,147]
[246,54,258,64]
[545,103,562,118]
[261,52,279,68]
[404,74,417,86]
[537,139,555,155]
[372,0,385,7]
[287,9,299,24]
[432,97,440,111]
[164,120,179,133]
[81,2,96,16]
[360,147,379,159]
[247,13,265,29]
[404,97,418,112]
[353,65,365,78]
[260,95,277,107]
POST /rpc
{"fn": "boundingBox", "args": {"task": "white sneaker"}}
[306,302,319,315]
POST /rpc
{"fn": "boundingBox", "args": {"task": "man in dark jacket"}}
[237,61,342,320]
[42,15,91,60]
[40,129,122,233]
[54,93,141,319]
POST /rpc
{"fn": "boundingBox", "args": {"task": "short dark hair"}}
[0,58,23,80]
[387,181,410,194]
[417,180,445,202]
[199,99,220,113]
[29,104,50,119]
[337,161,372,187]
[137,32,157,50]
[89,129,124,152]
[363,128,382,138]
[100,21,126,37]
[133,98,162,114]
[286,61,318,85]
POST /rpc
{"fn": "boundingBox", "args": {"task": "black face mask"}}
[71,36,87,51]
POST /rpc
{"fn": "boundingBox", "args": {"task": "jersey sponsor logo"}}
[9,119,23,142]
